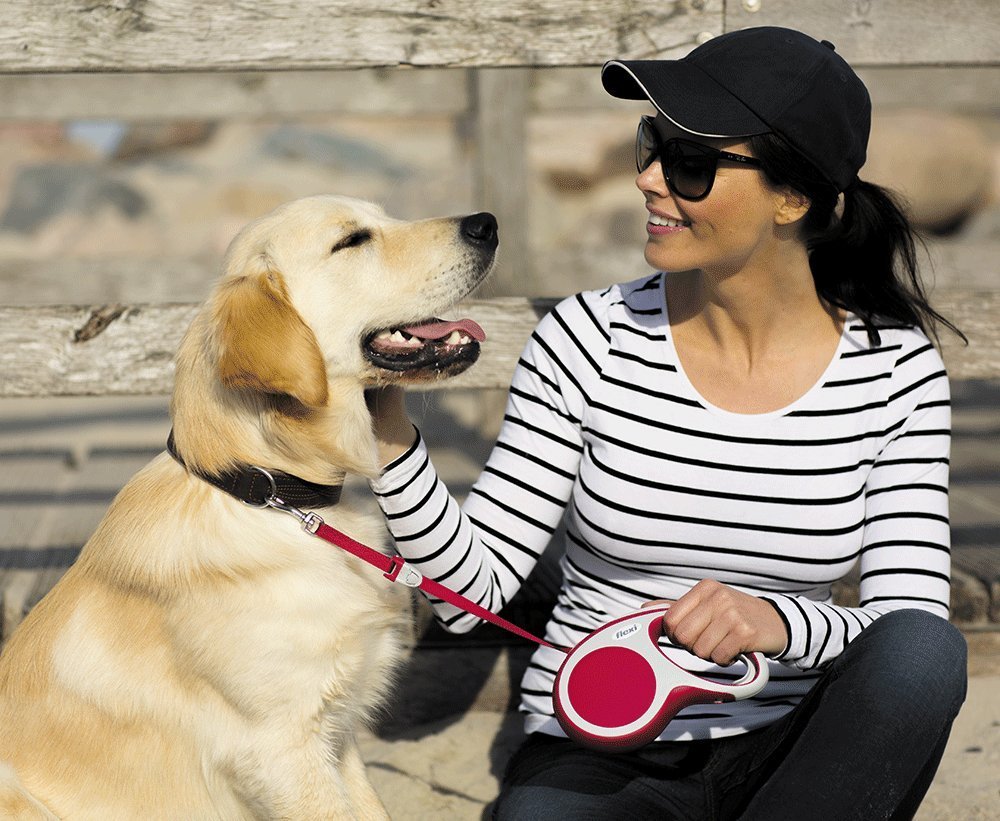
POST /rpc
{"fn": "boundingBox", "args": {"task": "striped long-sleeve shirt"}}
[370,272,952,741]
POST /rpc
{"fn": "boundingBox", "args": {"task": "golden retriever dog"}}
[0,195,497,819]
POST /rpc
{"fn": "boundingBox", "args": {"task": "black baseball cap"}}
[601,27,871,192]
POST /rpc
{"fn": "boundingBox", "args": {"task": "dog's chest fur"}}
[1,458,410,815]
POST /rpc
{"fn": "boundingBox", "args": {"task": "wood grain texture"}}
[2,0,996,74]
[0,303,198,397]
[0,299,552,396]
[472,69,533,294]
[0,0,720,73]
[1,291,995,398]
[725,0,1000,66]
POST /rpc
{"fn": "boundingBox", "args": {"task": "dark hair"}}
[747,132,965,348]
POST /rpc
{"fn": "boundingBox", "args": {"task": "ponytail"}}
[748,133,966,348]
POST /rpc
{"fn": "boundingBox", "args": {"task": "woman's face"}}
[636,115,793,277]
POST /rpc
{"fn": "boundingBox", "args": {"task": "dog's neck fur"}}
[169,308,378,487]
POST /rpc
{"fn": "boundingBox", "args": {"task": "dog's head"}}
[173,195,496,479]
[215,195,496,401]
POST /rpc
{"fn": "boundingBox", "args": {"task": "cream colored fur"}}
[0,196,494,819]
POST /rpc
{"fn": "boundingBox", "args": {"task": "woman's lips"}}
[647,210,691,235]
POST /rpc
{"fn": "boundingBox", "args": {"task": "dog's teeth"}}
[376,330,392,340]
[445,331,462,344]
[390,331,408,343]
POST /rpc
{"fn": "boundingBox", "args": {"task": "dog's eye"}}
[331,230,372,254]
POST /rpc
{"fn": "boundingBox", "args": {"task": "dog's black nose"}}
[460,212,498,247]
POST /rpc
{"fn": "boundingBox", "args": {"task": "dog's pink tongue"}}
[402,319,486,342]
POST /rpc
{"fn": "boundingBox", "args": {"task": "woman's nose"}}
[636,160,668,197]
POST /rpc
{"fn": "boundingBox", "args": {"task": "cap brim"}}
[601,60,769,139]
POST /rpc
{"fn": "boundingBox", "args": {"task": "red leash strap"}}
[268,498,561,652]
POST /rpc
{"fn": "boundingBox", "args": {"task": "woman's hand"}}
[365,386,417,467]
[645,579,788,665]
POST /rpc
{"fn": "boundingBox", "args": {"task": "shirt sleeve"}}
[761,334,952,670]
[369,291,610,632]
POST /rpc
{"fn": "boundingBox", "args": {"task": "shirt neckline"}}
[657,274,851,420]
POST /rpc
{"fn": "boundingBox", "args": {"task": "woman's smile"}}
[646,207,691,235]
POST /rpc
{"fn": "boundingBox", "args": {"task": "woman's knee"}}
[492,735,613,820]
[842,608,967,715]
[492,785,567,820]
[492,773,629,820]
[862,609,966,666]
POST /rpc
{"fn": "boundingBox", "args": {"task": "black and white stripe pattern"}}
[371,273,951,741]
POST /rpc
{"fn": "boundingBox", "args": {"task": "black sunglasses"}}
[636,115,764,201]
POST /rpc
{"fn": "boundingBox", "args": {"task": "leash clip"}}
[384,555,424,588]
[246,466,324,534]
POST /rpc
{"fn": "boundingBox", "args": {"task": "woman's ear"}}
[214,264,329,408]
[774,187,811,227]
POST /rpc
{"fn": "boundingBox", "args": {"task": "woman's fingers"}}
[662,578,716,643]
[365,386,418,465]
[661,579,782,664]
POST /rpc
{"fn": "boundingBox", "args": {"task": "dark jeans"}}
[493,609,967,821]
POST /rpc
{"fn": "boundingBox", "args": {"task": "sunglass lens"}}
[672,158,715,199]
[636,120,658,173]
[636,121,717,200]
[663,142,716,200]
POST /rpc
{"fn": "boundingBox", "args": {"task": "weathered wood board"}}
[1,290,996,399]
[0,1,721,72]
[1,1,997,75]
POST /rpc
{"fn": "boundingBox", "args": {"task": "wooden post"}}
[470,68,534,296]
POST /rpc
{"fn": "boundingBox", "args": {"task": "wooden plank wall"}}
[2,1,997,71]
[0,0,998,398]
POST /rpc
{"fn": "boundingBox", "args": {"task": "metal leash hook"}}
[246,465,420,585]
[383,555,424,588]
[245,465,324,534]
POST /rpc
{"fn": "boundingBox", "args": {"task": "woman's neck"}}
[665,250,837,366]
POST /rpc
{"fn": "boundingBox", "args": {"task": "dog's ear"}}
[214,267,329,408]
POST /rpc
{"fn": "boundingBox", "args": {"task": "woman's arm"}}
[366,385,418,467]
[368,293,611,632]
[759,337,952,670]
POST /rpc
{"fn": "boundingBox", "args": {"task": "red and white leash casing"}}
[553,607,769,752]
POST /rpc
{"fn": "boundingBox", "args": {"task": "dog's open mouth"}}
[363,318,486,375]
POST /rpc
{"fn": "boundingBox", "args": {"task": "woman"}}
[367,27,967,820]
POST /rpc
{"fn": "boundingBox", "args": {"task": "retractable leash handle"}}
[553,607,769,753]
